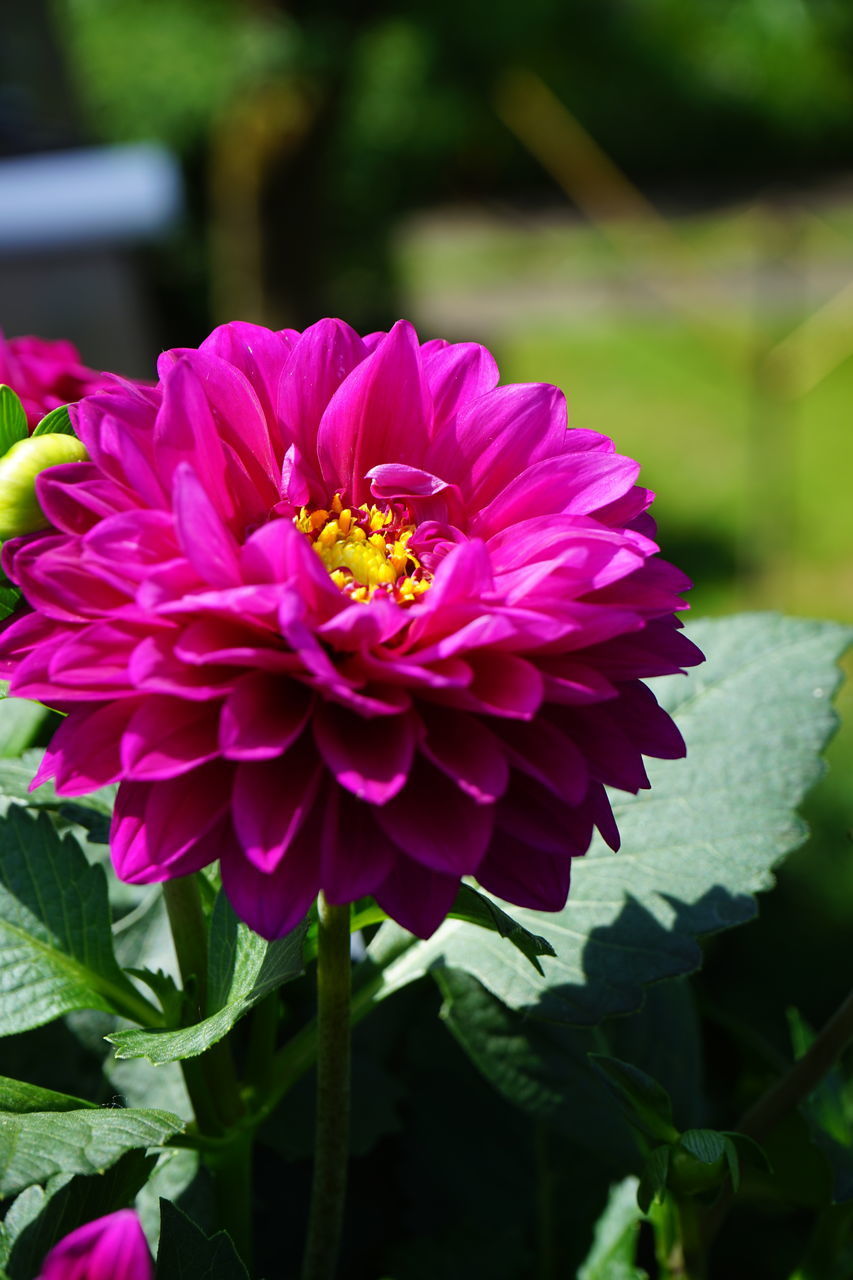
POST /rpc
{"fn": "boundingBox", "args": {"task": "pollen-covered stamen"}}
[294,494,432,604]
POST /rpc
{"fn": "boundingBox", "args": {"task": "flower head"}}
[0,332,107,430]
[0,320,702,938]
[37,1210,152,1280]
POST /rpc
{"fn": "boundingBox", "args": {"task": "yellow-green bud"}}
[0,433,88,539]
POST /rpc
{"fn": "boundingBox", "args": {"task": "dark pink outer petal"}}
[32,698,140,794]
[231,749,323,872]
[376,759,493,875]
[373,854,460,939]
[221,817,321,939]
[37,1209,152,1280]
[476,835,574,912]
[313,702,418,804]
[111,763,233,882]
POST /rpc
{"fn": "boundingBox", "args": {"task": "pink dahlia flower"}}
[0,331,108,430]
[37,1209,152,1280]
[0,320,702,938]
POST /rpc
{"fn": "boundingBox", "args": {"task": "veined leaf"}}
[0,1107,182,1197]
[31,405,73,437]
[369,616,851,1025]
[156,1200,249,1280]
[0,389,27,456]
[0,808,159,1035]
[0,1077,95,1115]
[109,894,306,1065]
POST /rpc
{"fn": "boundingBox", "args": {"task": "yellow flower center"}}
[294,494,432,605]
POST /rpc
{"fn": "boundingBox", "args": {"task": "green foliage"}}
[370,615,852,1026]
[31,405,74,437]
[0,1107,182,1197]
[108,894,307,1064]
[0,808,159,1035]
[0,699,49,759]
[577,1177,648,1280]
[448,883,555,972]
[590,1056,679,1145]
[0,389,27,457]
[788,1007,853,1203]
[155,1200,249,1280]
[0,1077,95,1114]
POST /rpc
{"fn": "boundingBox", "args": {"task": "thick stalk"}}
[301,897,352,1280]
[701,985,853,1248]
[161,877,250,1261]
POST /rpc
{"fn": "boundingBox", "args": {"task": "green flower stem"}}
[701,984,853,1249]
[162,875,210,1019]
[301,896,353,1280]
[161,876,250,1262]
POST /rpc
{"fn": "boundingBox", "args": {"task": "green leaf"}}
[437,969,639,1171]
[787,1007,853,1202]
[156,1200,249,1280]
[590,1056,679,1144]
[0,1151,155,1279]
[0,1107,183,1197]
[448,883,555,973]
[438,970,701,1173]
[0,1077,95,1114]
[637,1145,670,1214]
[0,807,158,1035]
[0,389,27,456]
[0,698,49,759]
[578,1177,648,1280]
[0,588,21,624]
[31,405,74,437]
[109,893,307,1064]
[369,615,852,1025]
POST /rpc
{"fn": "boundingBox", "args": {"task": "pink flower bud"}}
[37,1209,153,1280]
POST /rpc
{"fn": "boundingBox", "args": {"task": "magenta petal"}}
[476,836,573,912]
[232,750,323,872]
[37,462,139,535]
[375,758,493,874]
[430,381,568,508]
[496,717,588,805]
[278,318,367,469]
[475,451,641,536]
[220,673,313,758]
[421,340,499,432]
[172,462,242,586]
[316,320,429,503]
[154,357,232,517]
[33,698,140,794]
[111,763,232,882]
[200,321,295,441]
[120,696,221,779]
[466,651,544,719]
[313,701,418,804]
[418,704,509,803]
[373,855,460,939]
[220,835,319,940]
[321,791,396,902]
[38,1209,153,1280]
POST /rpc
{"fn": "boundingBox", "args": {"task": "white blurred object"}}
[0,143,183,252]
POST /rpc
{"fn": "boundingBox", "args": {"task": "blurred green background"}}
[3,3,853,1272]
